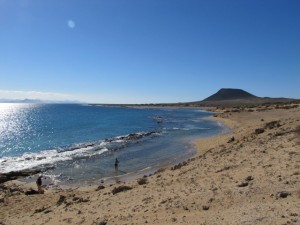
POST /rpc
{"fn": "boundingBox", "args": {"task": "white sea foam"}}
[113,140,124,143]
[0,145,109,173]
[0,131,158,174]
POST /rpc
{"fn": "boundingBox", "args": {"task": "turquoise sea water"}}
[0,103,224,186]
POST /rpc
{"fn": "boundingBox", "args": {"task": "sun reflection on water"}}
[0,103,38,156]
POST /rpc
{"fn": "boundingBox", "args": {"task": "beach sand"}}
[0,103,299,225]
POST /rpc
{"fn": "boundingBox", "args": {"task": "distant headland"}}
[91,88,300,108]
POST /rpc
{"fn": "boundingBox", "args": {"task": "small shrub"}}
[154,168,166,174]
[171,161,188,170]
[265,121,281,129]
[96,185,105,191]
[111,185,132,195]
[137,177,147,185]
[202,205,210,210]
[57,195,66,206]
[255,128,265,134]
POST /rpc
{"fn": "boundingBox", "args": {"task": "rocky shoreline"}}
[0,130,160,184]
[0,168,43,184]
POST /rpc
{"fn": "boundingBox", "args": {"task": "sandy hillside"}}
[0,104,299,225]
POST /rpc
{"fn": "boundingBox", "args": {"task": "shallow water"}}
[0,104,224,186]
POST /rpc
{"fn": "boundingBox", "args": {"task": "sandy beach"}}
[1,103,299,225]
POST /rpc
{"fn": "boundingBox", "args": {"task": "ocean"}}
[0,103,225,186]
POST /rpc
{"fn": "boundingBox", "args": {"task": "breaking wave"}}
[0,131,159,173]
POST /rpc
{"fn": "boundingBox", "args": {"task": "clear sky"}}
[1,0,299,103]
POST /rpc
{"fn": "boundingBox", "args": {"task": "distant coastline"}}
[1,88,299,107]
[89,88,299,108]
[89,97,300,109]
[0,99,83,104]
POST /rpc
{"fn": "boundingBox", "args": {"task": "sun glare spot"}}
[67,20,76,29]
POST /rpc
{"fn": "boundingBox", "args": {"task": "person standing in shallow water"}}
[114,158,119,171]
[36,175,44,194]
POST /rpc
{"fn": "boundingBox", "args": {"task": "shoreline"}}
[0,107,222,188]
[194,114,235,156]
[1,103,299,224]
[16,115,218,190]
[51,146,197,190]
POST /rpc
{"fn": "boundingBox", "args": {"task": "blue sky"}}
[1,0,299,103]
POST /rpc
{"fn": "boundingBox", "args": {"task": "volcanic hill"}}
[203,88,258,101]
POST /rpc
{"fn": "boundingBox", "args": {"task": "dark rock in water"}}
[128,133,142,139]
[0,168,42,184]
[124,131,156,141]
[100,131,159,153]
[114,131,157,142]
[111,185,132,195]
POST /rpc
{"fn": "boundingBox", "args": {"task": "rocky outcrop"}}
[108,131,157,142]
[0,168,42,184]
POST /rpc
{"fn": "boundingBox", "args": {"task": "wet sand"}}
[1,103,299,225]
